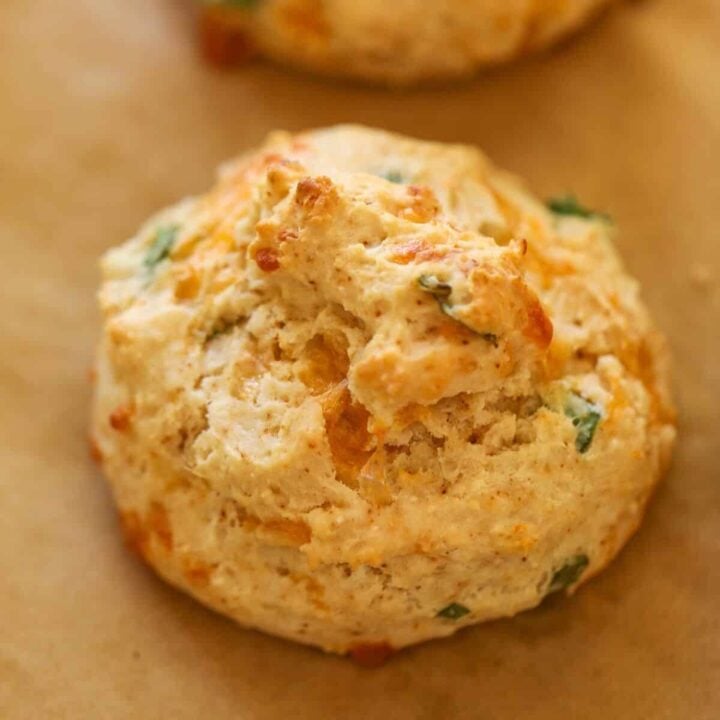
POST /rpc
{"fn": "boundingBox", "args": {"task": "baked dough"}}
[92,126,675,656]
[199,0,615,84]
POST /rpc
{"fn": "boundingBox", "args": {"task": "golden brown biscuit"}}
[199,0,615,84]
[93,126,675,654]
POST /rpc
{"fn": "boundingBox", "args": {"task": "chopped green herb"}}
[547,554,589,594]
[418,274,456,323]
[417,275,498,345]
[437,603,470,620]
[564,392,602,453]
[418,273,452,299]
[382,170,404,184]
[471,328,498,346]
[547,195,610,221]
[144,225,179,271]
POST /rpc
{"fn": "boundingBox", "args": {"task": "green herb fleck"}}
[547,554,590,594]
[418,275,498,345]
[437,603,470,620]
[472,329,498,346]
[144,225,179,271]
[382,170,404,184]
[564,392,602,453]
[547,195,610,221]
[418,273,452,299]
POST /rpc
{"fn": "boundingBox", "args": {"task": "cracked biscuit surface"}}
[93,126,675,654]
[200,0,615,84]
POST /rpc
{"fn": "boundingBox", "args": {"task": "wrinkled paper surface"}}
[1,0,718,717]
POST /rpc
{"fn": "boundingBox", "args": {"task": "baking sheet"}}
[1,0,719,717]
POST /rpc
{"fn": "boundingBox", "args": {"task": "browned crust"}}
[197,7,258,68]
[109,404,133,432]
[88,435,103,465]
[348,642,395,667]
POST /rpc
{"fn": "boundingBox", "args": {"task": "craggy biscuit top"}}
[98,126,674,574]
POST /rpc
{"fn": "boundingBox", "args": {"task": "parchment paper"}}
[1,1,718,718]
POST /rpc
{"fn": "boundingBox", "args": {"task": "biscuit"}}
[93,126,675,654]
[199,0,615,84]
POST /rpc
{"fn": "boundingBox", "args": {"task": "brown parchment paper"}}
[1,1,719,718]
